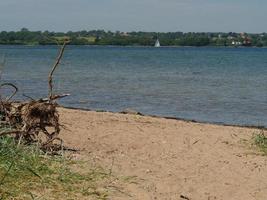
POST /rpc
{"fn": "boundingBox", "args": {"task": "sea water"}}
[0,45,266,127]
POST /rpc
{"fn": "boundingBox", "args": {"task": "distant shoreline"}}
[0,29,266,47]
[0,44,266,48]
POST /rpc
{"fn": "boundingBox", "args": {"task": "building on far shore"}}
[231,41,242,46]
[243,37,252,46]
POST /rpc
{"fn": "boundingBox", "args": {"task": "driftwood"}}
[0,41,69,152]
[48,41,67,101]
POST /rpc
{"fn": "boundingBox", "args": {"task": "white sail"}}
[155,39,160,47]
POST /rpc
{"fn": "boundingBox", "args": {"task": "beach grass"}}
[0,136,110,200]
[252,130,267,154]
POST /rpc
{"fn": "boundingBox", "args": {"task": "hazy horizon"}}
[0,0,266,33]
[0,28,266,34]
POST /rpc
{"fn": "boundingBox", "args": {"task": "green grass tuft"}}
[0,136,110,200]
[252,131,267,154]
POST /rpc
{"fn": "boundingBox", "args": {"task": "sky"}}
[0,0,266,33]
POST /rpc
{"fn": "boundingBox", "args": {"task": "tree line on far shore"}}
[0,28,267,47]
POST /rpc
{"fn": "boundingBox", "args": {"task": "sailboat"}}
[154,39,160,47]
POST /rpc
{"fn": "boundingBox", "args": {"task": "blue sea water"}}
[0,45,266,127]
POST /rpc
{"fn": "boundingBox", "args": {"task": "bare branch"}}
[0,83,18,101]
[42,93,70,102]
[0,130,21,136]
[22,93,35,101]
[0,54,6,80]
[48,41,68,101]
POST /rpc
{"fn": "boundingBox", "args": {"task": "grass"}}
[53,36,96,43]
[252,130,267,154]
[0,136,111,200]
[53,36,70,41]
[79,36,96,42]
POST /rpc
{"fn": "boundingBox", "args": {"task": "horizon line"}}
[0,28,266,34]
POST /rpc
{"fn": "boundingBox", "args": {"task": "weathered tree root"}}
[0,100,61,150]
[0,41,70,153]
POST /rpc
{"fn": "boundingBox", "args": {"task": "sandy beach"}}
[59,107,267,200]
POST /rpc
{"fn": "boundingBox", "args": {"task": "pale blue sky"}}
[0,0,266,32]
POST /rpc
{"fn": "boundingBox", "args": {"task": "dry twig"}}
[48,40,68,101]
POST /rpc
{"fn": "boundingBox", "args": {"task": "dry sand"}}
[59,107,267,200]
